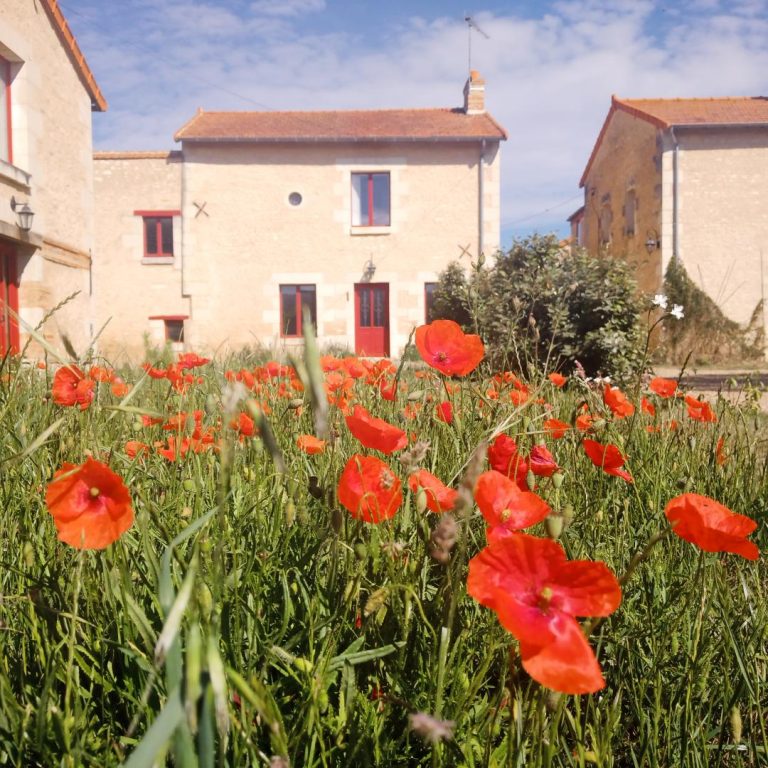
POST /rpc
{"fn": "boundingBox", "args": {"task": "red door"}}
[354,283,389,357]
[0,243,19,356]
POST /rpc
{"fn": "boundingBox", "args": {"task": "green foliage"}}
[657,257,764,365]
[432,234,645,381]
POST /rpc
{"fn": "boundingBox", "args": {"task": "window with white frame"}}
[351,172,390,227]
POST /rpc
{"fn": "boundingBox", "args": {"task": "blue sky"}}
[61,0,768,246]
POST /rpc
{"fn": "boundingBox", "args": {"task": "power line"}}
[502,193,583,227]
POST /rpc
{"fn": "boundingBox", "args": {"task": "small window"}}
[599,204,613,247]
[143,216,173,258]
[351,172,390,227]
[425,282,438,323]
[0,56,12,163]
[624,190,637,237]
[280,284,317,337]
[165,319,184,343]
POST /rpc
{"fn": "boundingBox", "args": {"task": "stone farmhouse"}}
[572,95,768,347]
[93,73,506,360]
[0,0,106,358]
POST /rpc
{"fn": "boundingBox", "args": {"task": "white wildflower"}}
[652,294,668,309]
[408,712,456,744]
[671,304,685,320]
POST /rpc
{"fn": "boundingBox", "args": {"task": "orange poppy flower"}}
[345,405,407,454]
[543,418,569,439]
[664,493,758,561]
[641,396,656,417]
[582,439,633,483]
[125,440,150,459]
[414,319,484,377]
[467,533,621,694]
[649,377,678,398]
[52,366,95,410]
[716,436,728,466]
[111,377,130,398]
[548,372,567,388]
[603,385,635,419]
[88,365,114,383]
[408,469,458,513]
[177,352,210,369]
[474,470,550,541]
[575,411,595,432]
[297,434,326,454]
[45,458,134,549]
[488,434,529,490]
[685,396,717,423]
[528,444,560,477]
[337,454,402,523]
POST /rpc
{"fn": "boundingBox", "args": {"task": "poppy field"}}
[0,317,766,767]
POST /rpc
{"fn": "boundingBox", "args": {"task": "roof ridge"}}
[185,106,460,116]
[618,95,767,103]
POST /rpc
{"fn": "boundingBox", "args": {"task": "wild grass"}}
[0,347,765,767]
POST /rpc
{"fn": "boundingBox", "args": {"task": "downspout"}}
[181,148,190,298]
[669,126,679,261]
[478,139,486,258]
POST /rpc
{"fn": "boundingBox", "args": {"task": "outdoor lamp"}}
[10,196,34,232]
[364,258,376,280]
[644,229,660,255]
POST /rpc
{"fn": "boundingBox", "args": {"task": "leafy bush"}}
[432,234,644,380]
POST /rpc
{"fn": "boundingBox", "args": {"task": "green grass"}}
[0,349,765,767]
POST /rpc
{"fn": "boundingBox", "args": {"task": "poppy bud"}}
[354,542,367,561]
[288,398,304,409]
[592,418,607,430]
[284,499,296,527]
[671,633,679,655]
[526,470,536,491]
[415,488,428,514]
[545,515,563,540]
[730,705,743,744]
[196,583,213,622]
[365,587,389,617]
[23,541,34,567]
[545,690,562,712]
[408,389,425,401]
[132,420,143,433]
[331,507,343,534]
[562,504,574,526]
[552,472,564,489]
[182,479,196,493]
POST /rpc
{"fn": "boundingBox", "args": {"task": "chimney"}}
[463,70,486,114]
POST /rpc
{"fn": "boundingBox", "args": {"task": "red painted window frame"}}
[279,284,316,338]
[135,210,180,259]
[149,314,188,342]
[1,55,12,164]
[351,172,390,227]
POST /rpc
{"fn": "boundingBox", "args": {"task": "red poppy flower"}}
[467,533,621,694]
[88,365,114,383]
[603,385,635,419]
[649,377,678,398]
[230,412,255,438]
[716,436,728,466]
[408,469,458,513]
[641,396,656,417]
[45,458,134,549]
[548,372,567,388]
[125,441,150,459]
[345,405,407,454]
[528,445,560,478]
[543,418,569,440]
[582,439,633,483]
[488,434,529,489]
[379,378,397,401]
[52,366,95,410]
[474,470,550,541]
[111,377,130,398]
[414,319,484,377]
[664,493,758,561]
[685,396,717,423]
[177,352,210,369]
[297,434,326,454]
[337,454,403,523]
[436,401,453,424]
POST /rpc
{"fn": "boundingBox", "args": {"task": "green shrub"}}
[432,234,644,380]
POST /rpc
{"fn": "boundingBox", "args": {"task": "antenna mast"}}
[464,14,490,74]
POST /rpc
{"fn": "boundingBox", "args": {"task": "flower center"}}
[537,586,553,613]
[500,508,512,522]
[89,486,100,498]
[435,351,448,362]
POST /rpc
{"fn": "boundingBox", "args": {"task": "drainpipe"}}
[478,139,486,259]
[669,126,679,261]
[181,150,190,299]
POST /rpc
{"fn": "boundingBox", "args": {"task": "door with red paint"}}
[0,242,19,356]
[354,283,389,357]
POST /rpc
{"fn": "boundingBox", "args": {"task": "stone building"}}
[0,0,105,356]
[574,95,768,348]
[93,72,506,360]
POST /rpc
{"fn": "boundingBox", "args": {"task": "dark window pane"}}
[280,285,298,336]
[145,218,158,254]
[165,320,184,342]
[373,287,386,327]
[359,288,371,327]
[300,286,317,331]
[161,218,173,255]
[372,173,390,226]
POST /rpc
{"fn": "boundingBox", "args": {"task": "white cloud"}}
[250,0,325,17]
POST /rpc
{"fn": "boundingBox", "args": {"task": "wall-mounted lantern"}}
[10,196,34,232]
[645,228,660,255]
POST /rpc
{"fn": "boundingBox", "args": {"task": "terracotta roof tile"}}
[41,0,106,111]
[580,95,768,186]
[94,151,182,160]
[174,107,507,142]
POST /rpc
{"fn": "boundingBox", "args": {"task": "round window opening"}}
[288,192,303,206]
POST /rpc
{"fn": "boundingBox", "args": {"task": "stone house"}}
[93,72,506,360]
[574,95,768,347]
[0,0,105,357]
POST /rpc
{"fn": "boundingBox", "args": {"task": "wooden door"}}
[354,283,389,357]
[0,243,19,356]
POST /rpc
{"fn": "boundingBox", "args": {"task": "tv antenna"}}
[464,14,489,74]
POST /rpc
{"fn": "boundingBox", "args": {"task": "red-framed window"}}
[351,172,390,226]
[280,284,317,337]
[425,282,438,323]
[0,55,12,164]
[135,210,180,258]
[149,314,187,342]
